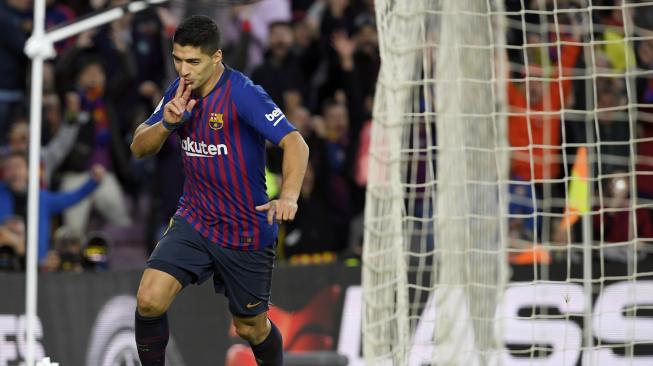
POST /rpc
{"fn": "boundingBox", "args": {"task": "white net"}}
[363,0,653,365]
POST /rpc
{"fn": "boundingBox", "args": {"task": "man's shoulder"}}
[164,77,181,95]
[227,67,255,90]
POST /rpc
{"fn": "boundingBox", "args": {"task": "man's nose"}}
[180,63,190,76]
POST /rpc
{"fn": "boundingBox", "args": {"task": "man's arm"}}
[130,122,173,158]
[46,165,105,214]
[256,131,309,224]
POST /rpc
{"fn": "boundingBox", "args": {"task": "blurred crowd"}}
[505,0,653,264]
[0,0,377,271]
[0,0,652,272]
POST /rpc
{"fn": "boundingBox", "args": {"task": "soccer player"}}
[130,15,309,366]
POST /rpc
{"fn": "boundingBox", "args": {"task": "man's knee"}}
[136,269,182,317]
[234,314,269,344]
[136,287,169,317]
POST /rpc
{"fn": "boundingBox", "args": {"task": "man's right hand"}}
[163,79,197,126]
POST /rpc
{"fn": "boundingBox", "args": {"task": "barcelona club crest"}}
[209,112,224,130]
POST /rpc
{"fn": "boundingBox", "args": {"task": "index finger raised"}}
[175,78,185,98]
[182,82,192,101]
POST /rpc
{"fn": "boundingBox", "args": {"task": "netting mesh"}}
[364,0,653,365]
[364,0,508,364]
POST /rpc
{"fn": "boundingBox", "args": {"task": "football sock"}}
[135,311,169,366]
[250,320,283,366]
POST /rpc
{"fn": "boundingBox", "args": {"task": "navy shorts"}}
[147,216,276,317]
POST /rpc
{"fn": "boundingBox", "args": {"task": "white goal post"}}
[23,2,169,365]
[364,0,653,365]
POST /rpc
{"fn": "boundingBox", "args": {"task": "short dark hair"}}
[173,15,221,55]
[269,21,292,32]
[2,149,27,168]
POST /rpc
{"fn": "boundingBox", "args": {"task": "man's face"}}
[8,0,32,12]
[78,63,106,91]
[8,121,28,152]
[3,156,28,193]
[324,104,349,140]
[172,44,221,92]
[268,24,293,57]
[355,25,378,55]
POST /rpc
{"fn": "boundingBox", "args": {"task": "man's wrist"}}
[161,111,191,131]
[161,119,180,131]
[279,194,299,203]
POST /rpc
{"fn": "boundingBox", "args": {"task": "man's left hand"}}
[255,198,298,225]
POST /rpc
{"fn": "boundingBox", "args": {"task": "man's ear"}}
[213,49,223,65]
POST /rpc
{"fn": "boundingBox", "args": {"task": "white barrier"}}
[36,357,59,366]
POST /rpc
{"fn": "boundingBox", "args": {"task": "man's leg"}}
[233,312,283,366]
[135,268,183,366]
[93,172,132,227]
[60,172,93,233]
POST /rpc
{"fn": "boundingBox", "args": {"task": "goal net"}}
[363,0,653,365]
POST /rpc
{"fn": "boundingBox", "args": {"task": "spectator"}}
[0,215,25,271]
[594,175,653,261]
[52,226,85,272]
[0,151,105,263]
[55,22,138,133]
[213,0,291,72]
[55,56,133,233]
[320,99,351,248]
[251,21,309,109]
[636,39,653,105]
[0,0,32,144]
[130,5,168,89]
[284,163,338,258]
[507,26,581,182]
[4,93,84,187]
[46,0,76,53]
[596,76,631,175]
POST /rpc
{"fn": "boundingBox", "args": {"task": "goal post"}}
[24,2,172,364]
[364,0,653,365]
[364,0,509,364]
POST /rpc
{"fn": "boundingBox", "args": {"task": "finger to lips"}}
[175,78,185,98]
[182,82,192,101]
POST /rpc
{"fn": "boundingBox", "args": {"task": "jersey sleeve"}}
[233,78,296,145]
[144,79,180,126]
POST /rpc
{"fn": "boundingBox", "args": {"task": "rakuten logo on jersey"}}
[180,137,228,157]
[265,107,285,126]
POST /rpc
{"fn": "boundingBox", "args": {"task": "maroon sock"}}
[135,311,169,366]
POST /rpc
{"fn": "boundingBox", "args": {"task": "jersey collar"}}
[206,63,232,97]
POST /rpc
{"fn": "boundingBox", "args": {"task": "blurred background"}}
[1,0,653,364]
[0,0,379,271]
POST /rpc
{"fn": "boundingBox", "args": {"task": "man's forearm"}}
[279,132,309,202]
[130,122,172,158]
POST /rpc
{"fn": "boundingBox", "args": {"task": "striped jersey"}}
[145,66,296,250]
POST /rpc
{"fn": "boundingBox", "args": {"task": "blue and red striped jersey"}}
[145,66,296,250]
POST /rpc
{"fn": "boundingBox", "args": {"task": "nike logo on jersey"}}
[180,137,228,157]
[264,107,285,126]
